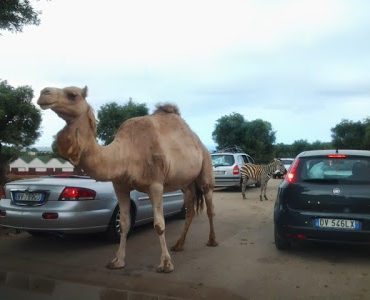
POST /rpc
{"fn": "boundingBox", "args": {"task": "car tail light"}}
[0,187,5,198]
[296,234,306,239]
[59,187,96,201]
[286,158,300,183]
[233,165,240,175]
[328,154,347,158]
[0,210,6,217]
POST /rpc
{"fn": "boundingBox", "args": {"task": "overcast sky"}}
[1,0,370,150]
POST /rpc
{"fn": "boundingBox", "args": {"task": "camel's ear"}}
[81,86,88,98]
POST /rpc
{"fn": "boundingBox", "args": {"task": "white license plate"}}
[315,218,360,230]
[213,171,225,175]
[14,192,44,202]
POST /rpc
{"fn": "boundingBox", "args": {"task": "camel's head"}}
[37,86,89,123]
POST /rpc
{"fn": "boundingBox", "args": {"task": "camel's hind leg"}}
[148,183,174,273]
[204,188,218,247]
[171,185,196,252]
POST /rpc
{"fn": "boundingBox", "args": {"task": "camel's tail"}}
[195,184,205,213]
[153,103,180,116]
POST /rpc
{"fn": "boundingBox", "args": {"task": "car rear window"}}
[298,156,370,183]
[211,155,235,167]
[281,159,294,165]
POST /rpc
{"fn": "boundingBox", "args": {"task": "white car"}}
[211,151,257,188]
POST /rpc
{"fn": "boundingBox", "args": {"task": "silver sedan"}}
[0,175,185,241]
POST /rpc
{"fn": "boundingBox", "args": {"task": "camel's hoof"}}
[106,259,125,269]
[156,259,174,273]
[171,244,184,252]
[207,240,218,247]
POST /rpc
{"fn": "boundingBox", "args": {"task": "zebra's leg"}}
[241,177,248,199]
[263,177,270,200]
[260,177,266,201]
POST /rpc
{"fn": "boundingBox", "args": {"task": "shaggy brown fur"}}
[37,86,218,273]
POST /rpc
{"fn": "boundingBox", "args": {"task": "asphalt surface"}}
[1,179,370,299]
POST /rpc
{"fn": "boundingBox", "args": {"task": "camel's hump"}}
[153,104,180,116]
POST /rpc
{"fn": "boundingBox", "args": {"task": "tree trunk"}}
[0,144,11,187]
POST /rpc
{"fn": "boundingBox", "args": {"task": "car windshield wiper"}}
[303,178,340,183]
[213,164,229,168]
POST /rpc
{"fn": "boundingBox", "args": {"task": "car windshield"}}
[211,155,235,167]
[299,156,370,183]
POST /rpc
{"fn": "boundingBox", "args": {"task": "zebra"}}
[241,158,286,201]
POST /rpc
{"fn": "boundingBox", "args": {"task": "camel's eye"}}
[66,92,77,101]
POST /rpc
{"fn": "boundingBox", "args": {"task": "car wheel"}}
[178,204,187,219]
[274,226,291,250]
[107,203,136,243]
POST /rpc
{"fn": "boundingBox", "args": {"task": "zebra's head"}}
[272,158,286,174]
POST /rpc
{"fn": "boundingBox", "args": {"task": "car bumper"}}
[0,199,114,234]
[214,176,255,187]
[275,205,370,244]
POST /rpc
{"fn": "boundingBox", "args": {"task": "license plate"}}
[214,171,225,175]
[315,218,360,230]
[13,192,44,202]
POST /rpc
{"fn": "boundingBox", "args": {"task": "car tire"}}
[106,203,136,243]
[274,226,291,250]
[178,204,187,219]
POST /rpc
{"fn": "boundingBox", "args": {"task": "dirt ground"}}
[1,179,370,299]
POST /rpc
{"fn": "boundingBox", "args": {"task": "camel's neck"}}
[57,114,129,181]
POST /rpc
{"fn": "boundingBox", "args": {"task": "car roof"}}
[211,152,248,156]
[297,149,370,158]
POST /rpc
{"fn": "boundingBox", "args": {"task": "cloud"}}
[2,0,370,148]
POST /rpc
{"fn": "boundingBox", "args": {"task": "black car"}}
[274,149,370,249]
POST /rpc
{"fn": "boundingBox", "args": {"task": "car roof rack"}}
[215,145,245,153]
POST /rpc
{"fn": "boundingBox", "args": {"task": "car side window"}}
[247,155,254,164]
[236,155,244,166]
[241,155,248,164]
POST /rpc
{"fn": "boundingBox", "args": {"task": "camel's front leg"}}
[107,184,131,269]
[149,183,174,273]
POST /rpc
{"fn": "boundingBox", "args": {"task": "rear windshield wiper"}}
[213,164,224,168]
[303,178,339,183]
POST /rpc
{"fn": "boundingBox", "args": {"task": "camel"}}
[37,86,218,273]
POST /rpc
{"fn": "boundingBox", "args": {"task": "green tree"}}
[331,119,367,149]
[212,113,275,163]
[274,143,294,158]
[212,113,247,150]
[0,80,41,184]
[364,118,370,149]
[0,0,42,33]
[97,99,149,145]
[290,139,311,156]
[244,119,276,163]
